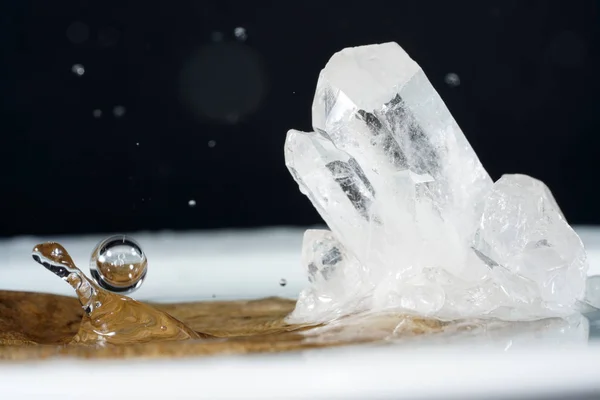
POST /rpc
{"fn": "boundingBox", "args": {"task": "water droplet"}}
[89,235,147,294]
[279,278,287,287]
[160,325,167,331]
[444,72,460,87]
[66,21,89,44]
[113,105,126,117]
[188,199,196,207]
[208,140,216,148]
[234,27,247,41]
[72,64,85,76]
[92,109,102,118]
[210,31,223,42]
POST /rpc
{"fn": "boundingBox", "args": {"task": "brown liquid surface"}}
[0,290,445,360]
[31,242,204,346]
[71,289,203,345]
[4,241,447,360]
[6,241,572,361]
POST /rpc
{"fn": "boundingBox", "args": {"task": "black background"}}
[1,0,599,237]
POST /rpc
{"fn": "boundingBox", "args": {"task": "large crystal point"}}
[285,42,588,322]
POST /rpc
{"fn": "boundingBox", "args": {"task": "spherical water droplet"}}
[113,105,126,117]
[72,64,85,76]
[279,278,287,287]
[89,235,147,294]
[208,140,216,148]
[444,72,460,87]
[234,27,247,41]
[188,199,196,207]
[92,109,102,118]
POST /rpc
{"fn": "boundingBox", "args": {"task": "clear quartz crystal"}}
[285,42,588,323]
[584,275,600,309]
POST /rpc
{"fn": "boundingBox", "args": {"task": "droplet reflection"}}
[89,235,147,294]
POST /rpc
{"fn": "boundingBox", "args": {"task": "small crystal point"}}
[285,42,588,323]
[287,229,367,324]
[472,174,588,313]
[285,130,380,265]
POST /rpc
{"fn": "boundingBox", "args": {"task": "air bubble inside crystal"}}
[89,235,147,294]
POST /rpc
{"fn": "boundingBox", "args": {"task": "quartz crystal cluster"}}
[284,42,588,323]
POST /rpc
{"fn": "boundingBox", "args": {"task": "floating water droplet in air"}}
[92,109,102,118]
[113,105,126,117]
[208,140,216,148]
[188,199,196,207]
[234,27,247,41]
[72,64,85,76]
[89,235,147,294]
[279,278,287,287]
[444,72,460,87]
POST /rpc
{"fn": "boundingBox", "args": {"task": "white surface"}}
[1,226,600,399]
[0,227,309,302]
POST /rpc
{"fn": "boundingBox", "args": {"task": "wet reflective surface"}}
[31,242,202,346]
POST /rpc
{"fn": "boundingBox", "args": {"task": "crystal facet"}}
[285,42,588,323]
[584,275,600,309]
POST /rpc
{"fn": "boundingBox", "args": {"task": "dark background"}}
[1,0,598,237]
